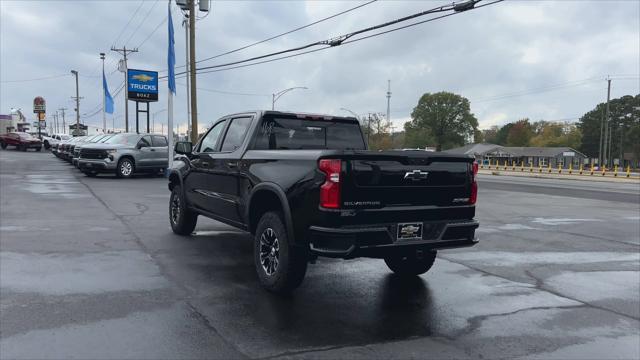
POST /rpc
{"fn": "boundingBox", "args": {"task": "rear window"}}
[253,117,365,150]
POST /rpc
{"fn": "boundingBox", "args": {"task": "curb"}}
[478,169,640,183]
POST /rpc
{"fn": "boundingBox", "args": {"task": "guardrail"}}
[480,161,638,178]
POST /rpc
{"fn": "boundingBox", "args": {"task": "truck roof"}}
[218,110,360,123]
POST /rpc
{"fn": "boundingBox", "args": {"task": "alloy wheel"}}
[259,228,280,276]
[170,193,181,225]
[120,161,132,176]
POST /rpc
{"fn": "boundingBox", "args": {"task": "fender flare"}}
[168,168,186,199]
[247,182,296,245]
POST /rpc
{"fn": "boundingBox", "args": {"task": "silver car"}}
[77,133,168,178]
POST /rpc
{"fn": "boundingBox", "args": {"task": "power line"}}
[111,0,146,47]
[137,15,168,49]
[176,82,269,97]
[195,0,379,66]
[124,0,161,47]
[158,0,499,79]
[1,73,69,83]
[192,1,473,74]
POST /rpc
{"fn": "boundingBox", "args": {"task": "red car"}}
[0,132,43,151]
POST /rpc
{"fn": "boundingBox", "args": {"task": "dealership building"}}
[444,143,589,168]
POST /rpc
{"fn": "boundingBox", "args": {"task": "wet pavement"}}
[1,150,639,359]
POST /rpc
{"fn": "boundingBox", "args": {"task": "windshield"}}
[103,134,140,145]
[253,117,366,150]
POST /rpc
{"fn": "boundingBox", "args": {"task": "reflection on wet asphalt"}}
[1,150,639,359]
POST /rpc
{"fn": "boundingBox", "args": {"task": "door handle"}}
[201,162,210,168]
[227,162,238,168]
[150,149,156,151]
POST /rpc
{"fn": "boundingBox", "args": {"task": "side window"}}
[198,120,226,153]
[152,135,168,147]
[221,117,252,152]
[138,136,152,148]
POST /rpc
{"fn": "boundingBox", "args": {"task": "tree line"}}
[360,91,639,162]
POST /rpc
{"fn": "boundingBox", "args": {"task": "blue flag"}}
[167,2,176,94]
[103,69,114,114]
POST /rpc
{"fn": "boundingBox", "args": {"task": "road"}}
[1,150,639,359]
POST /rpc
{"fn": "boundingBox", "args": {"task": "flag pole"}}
[167,0,175,171]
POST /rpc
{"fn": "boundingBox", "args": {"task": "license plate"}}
[397,222,423,240]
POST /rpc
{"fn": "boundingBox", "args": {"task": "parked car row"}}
[0,132,43,151]
[51,133,169,178]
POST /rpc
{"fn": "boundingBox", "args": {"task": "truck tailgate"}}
[336,151,474,208]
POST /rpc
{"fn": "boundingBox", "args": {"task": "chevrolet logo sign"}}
[132,74,154,82]
[404,169,429,181]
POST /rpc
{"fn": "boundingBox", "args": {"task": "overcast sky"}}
[1,0,638,134]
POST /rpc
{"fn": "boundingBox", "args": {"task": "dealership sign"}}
[33,96,46,113]
[127,69,158,102]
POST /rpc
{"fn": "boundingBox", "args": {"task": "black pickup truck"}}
[168,110,478,292]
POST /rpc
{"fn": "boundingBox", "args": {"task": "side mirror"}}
[175,141,193,155]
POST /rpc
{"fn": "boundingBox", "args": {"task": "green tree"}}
[405,92,478,151]
[506,118,534,146]
[530,121,581,148]
[482,126,499,143]
[578,94,640,161]
[494,123,513,145]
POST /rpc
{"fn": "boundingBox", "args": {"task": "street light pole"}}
[188,0,198,143]
[272,87,307,110]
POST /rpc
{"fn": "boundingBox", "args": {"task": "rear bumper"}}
[308,220,478,259]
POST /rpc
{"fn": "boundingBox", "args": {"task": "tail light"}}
[319,159,341,209]
[470,161,478,205]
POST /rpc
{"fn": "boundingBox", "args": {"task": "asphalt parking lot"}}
[1,149,639,359]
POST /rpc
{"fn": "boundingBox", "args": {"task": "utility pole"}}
[53,111,58,134]
[598,107,604,165]
[59,107,67,134]
[111,46,138,132]
[603,78,612,166]
[100,52,106,134]
[183,15,191,140]
[386,80,391,126]
[70,70,81,136]
[188,0,198,143]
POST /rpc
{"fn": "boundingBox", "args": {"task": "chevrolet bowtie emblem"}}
[404,170,429,181]
[132,74,154,82]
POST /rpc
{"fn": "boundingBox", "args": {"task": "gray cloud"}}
[1,0,638,134]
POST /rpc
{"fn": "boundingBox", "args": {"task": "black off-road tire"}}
[36,146,42,152]
[20,145,27,152]
[254,211,307,293]
[384,251,437,276]
[44,141,50,150]
[0,142,6,149]
[116,158,135,178]
[169,185,198,235]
